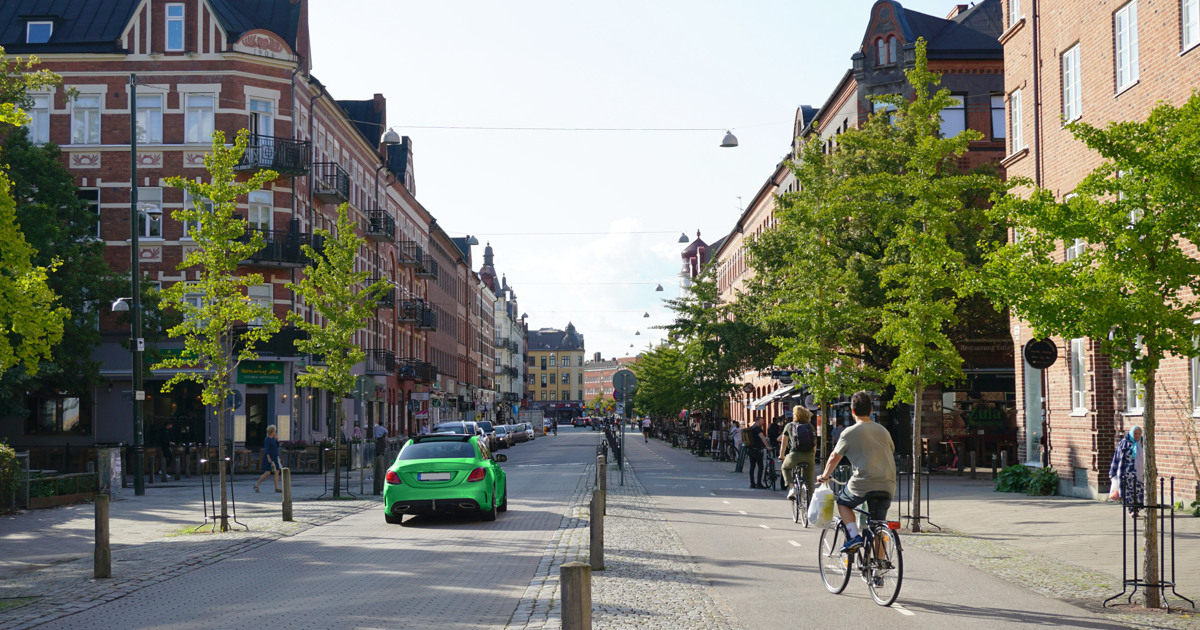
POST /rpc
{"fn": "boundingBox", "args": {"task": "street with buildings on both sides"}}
[1,429,1198,630]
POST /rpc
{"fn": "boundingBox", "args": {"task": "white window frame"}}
[939,93,967,138]
[1125,337,1145,413]
[26,21,52,44]
[165,3,185,52]
[135,94,164,144]
[1010,89,1025,152]
[70,94,101,145]
[1185,0,1200,52]
[1071,337,1088,412]
[26,93,51,144]
[137,188,163,239]
[184,94,214,144]
[1115,2,1140,92]
[1062,44,1082,123]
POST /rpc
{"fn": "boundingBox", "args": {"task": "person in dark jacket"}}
[255,425,282,493]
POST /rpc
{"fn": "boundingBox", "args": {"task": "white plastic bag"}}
[809,483,836,528]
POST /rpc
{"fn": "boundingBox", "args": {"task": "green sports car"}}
[383,433,508,524]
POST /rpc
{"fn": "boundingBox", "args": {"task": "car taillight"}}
[385,470,402,485]
[466,467,486,482]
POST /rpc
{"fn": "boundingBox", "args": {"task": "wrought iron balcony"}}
[312,162,350,204]
[235,134,311,176]
[416,254,438,279]
[366,211,395,242]
[365,349,395,375]
[229,324,309,357]
[237,227,322,268]
[396,358,436,383]
[398,241,423,268]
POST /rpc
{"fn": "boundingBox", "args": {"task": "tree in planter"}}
[287,204,390,498]
[985,94,1200,607]
[154,130,279,532]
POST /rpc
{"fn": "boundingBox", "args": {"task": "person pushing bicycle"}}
[815,391,896,553]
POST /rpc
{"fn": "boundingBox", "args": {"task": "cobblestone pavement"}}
[508,462,740,630]
[0,499,375,630]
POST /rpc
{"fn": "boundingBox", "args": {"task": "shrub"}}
[994,464,1031,493]
[1026,466,1059,496]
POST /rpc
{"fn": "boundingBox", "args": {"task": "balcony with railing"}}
[365,349,395,375]
[366,211,395,242]
[312,162,350,204]
[235,134,311,176]
[230,324,309,357]
[237,227,322,268]
[396,358,436,383]
[416,254,438,279]
[398,241,423,268]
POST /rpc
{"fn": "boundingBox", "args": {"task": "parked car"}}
[520,422,535,441]
[491,425,513,449]
[383,433,507,524]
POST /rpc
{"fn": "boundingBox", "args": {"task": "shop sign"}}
[237,361,284,385]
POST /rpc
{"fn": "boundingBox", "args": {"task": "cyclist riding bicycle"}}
[815,391,896,553]
[779,405,816,502]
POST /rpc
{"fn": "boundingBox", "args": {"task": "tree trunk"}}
[910,385,923,533]
[1143,363,1159,608]
[333,402,343,499]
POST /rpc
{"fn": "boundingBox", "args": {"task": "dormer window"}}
[166,4,185,51]
[26,21,52,44]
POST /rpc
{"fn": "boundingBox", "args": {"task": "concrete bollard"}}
[589,489,604,571]
[94,494,111,578]
[282,468,293,522]
[969,451,977,480]
[561,561,592,630]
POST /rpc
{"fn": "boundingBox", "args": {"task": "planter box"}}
[30,492,96,509]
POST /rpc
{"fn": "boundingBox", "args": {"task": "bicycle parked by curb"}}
[817,479,904,606]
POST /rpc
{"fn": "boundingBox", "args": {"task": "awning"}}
[749,384,796,410]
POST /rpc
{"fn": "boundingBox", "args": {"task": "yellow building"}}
[525,323,586,423]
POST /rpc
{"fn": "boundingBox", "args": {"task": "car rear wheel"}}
[481,485,498,521]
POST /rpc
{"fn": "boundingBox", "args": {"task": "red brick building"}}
[1000,0,1200,498]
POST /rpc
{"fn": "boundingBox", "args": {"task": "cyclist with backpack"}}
[780,405,816,502]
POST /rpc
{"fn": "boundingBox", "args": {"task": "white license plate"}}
[418,472,452,481]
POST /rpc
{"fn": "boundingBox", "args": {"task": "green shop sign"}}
[238,361,285,385]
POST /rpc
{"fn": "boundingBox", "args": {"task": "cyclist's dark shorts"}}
[835,487,892,521]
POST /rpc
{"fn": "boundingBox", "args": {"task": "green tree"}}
[985,94,1200,607]
[0,128,121,414]
[0,48,69,377]
[154,130,279,531]
[287,203,389,498]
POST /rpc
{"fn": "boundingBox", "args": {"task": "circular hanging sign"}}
[1023,338,1058,370]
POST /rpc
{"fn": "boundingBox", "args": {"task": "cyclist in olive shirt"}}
[815,391,896,552]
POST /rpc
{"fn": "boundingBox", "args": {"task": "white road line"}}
[787,540,801,547]
[738,510,747,515]
[893,604,915,616]
[759,524,770,530]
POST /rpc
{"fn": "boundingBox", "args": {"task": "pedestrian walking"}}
[255,425,282,493]
[1108,426,1144,509]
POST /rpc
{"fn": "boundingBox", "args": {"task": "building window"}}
[165,3,185,51]
[26,21,52,44]
[79,189,100,238]
[138,188,163,238]
[1062,44,1082,122]
[1071,337,1087,411]
[136,94,164,143]
[1185,0,1200,51]
[1008,0,1021,26]
[26,395,90,435]
[939,94,967,138]
[1010,89,1024,151]
[26,94,50,144]
[247,190,272,232]
[71,94,101,145]
[182,190,212,239]
[990,93,1006,140]
[1115,2,1140,92]
[185,94,214,143]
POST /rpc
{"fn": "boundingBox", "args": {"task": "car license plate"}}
[418,472,452,481]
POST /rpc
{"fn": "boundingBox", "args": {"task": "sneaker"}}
[786,486,797,499]
[840,535,863,553]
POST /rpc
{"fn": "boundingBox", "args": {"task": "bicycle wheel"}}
[867,526,903,606]
[797,483,809,528]
[818,523,851,594]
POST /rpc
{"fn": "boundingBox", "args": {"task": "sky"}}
[308,0,962,360]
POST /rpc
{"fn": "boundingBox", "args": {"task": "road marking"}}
[787,540,801,547]
[759,524,770,530]
[893,604,914,616]
[738,510,747,515]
